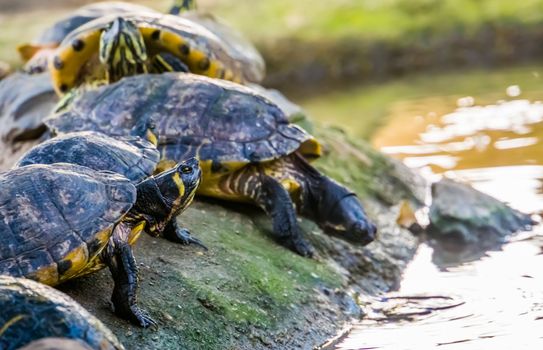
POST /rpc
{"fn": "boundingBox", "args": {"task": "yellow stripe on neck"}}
[172,172,185,198]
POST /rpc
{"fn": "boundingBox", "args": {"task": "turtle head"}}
[99,17,148,83]
[310,177,377,246]
[169,0,197,15]
[154,157,201,213]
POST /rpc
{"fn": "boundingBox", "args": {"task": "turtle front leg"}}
[102,224,156,328]
[235,171,315,257]
[162,220,208,250]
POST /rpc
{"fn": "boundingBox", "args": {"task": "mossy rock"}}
[0,124,422,350]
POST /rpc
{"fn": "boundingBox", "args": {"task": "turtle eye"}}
[181,166,192,174]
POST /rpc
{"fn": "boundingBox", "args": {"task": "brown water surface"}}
[307,66,543,349]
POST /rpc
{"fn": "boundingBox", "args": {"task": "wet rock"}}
[427,178,534,247]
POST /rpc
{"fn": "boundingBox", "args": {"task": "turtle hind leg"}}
[102,223,156,328]
[229,168,314,257]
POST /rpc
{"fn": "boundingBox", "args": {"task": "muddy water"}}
[306,66,543,349]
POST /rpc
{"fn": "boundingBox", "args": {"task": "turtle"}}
[14,131,206,248]
[15,131,160,184]
[49,10,264,94]
[46,73,377,257]
[0,72,57,143]
[18,2,161,74]
[0,159,201,327]
[0,275,124,350]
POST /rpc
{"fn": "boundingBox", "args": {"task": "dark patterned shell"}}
[0,164,136,285]
[59,12,262,83]
[46,73,318,166]
[32,2,158,46]
[16,131,159,183]
[0,72,57,142]
[182,12,265,83]
[0,275,124,350]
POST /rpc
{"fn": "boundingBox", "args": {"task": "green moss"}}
[131,195,343,348]
[312,126,390,197]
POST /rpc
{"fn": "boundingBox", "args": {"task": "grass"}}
[195,0,543,42]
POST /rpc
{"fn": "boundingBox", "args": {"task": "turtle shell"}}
[18,2,159,61]
[181,12,265,83]
[46,73,321,171]
[0,72,57,143]
[0,163,136,285]
[0,275,124,350]
[50,12,261,93]
[16,131,160,183]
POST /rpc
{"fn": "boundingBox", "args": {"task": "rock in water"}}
[427,178,534,247]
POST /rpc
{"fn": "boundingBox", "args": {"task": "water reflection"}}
[335,91,543,349]
[337,237,543,350]
[375,98,543,212]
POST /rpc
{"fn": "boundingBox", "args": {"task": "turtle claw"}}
[285,237,315,258]
[130,306,157,328]
[175,228,208,251]
[111,300,157,328]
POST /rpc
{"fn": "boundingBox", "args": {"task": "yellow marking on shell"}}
[49,30,101,95]
[30,264,59,286]
[129,221,146,245]
[172,172,186,198]
[69,227,112,279]
[58,245,90,281]
[93,227,112,252]
[0,315,26,337]
[146,129,158,146]
[140,27,240,82]
[298,137,322,158]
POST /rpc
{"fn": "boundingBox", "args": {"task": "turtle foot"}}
[173,227,208,251]
[130,306,157,328]
[284,237,315,258]
[112,301,157,328]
